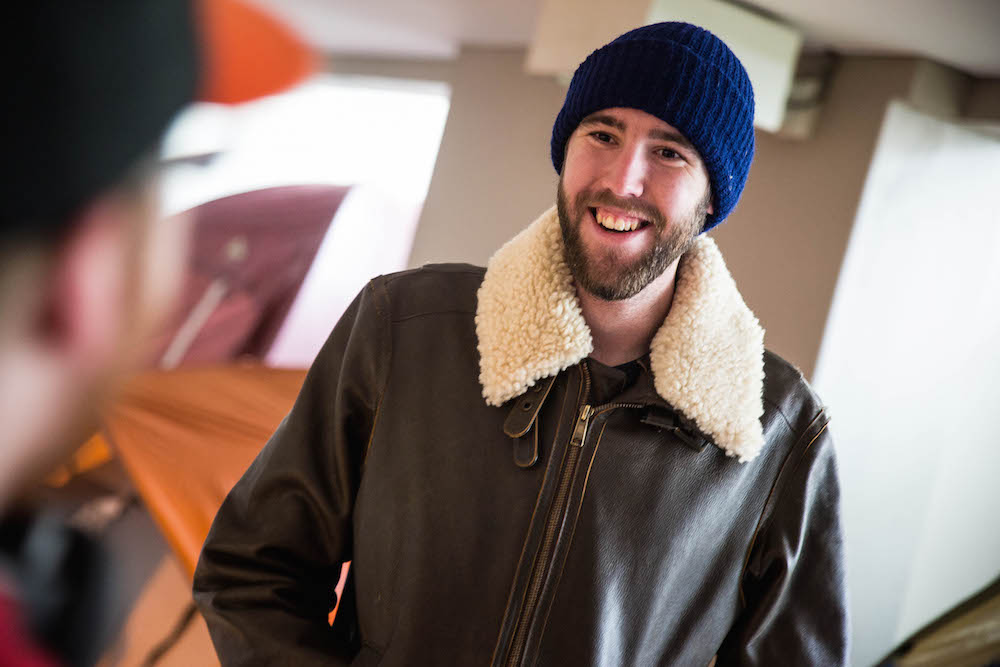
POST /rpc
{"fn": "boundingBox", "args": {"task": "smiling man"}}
[195,22,849,666]
[559,109,710,301]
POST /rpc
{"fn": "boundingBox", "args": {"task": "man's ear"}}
[37,196,131,376]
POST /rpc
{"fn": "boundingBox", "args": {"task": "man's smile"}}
[589,206,653,233]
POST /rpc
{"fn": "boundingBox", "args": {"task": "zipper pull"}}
[570,404,594,447]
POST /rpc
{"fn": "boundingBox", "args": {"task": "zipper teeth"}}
[585,362,646,415]
[505,365,647,666]
[593,401,645,415]
[505,364,593,667]
[506,444,581,666]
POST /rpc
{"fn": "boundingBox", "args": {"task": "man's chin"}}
[573,260,660,301]
[577,281,635,302]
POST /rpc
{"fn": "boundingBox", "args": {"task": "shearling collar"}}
[476,206,766,462]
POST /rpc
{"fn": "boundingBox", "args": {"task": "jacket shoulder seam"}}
[362,276,394,467]
[736,406,830,607]
[392,308,476,324]
[380,264,485,287]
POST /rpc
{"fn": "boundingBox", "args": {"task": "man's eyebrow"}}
[648,128,695,151]
[579,113,625,132]
[579,113,696,152]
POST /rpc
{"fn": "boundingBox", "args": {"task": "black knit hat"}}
[551,22,756,231]
[4,0,312,236]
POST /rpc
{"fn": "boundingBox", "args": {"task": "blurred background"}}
[40,0,999,665]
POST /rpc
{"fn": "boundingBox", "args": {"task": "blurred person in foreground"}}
[0,1,311,664]
[196,23,849,666]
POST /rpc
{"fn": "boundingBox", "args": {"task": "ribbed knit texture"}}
[551,22,755,231]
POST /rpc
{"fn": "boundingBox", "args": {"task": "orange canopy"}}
[103,364,305,578]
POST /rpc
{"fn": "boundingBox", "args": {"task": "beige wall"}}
[966,78,1000,119]
[405,48,567,268]
[327,53,454,83]
[908,61,971,119]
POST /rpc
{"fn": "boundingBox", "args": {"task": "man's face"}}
[0,171,190,507]
[557,107,712,301]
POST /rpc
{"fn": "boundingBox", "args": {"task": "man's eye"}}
[591,132,614,144]
[658,148,682,159]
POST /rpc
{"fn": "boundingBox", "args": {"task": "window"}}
[160,74,451,366]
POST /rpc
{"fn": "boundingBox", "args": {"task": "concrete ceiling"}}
[253,0,1000,77]
[252,0,541,60]
[743,0,1000,77]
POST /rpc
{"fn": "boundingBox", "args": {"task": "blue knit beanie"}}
[551,22,755,232]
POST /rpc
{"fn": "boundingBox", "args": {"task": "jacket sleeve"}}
[715,420,851,666]
[193,278,390,665]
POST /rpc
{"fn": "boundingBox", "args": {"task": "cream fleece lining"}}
[476,206,765,462]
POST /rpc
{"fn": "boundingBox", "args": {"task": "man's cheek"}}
[132,210,193,354]
[154,211,192,317]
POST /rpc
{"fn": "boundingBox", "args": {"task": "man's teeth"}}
[595,209,643,232]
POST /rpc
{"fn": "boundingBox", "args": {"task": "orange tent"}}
[99,364,348,618]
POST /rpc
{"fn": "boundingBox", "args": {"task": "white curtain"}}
[814,101,1000,666]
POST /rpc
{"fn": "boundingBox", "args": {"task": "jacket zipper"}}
[505,364,592,666]
[504,364,649,666]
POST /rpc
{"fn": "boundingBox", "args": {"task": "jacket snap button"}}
[521,400,533,411]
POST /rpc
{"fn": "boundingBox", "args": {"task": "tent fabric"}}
[102,365,306,578]
[150,184,350,366]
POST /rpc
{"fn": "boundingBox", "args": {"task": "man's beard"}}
[557,179,709,301]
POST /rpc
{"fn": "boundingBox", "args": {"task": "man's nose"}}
[607,144,646,198]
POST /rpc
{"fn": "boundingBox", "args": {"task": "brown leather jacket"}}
[194,210,849,666]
